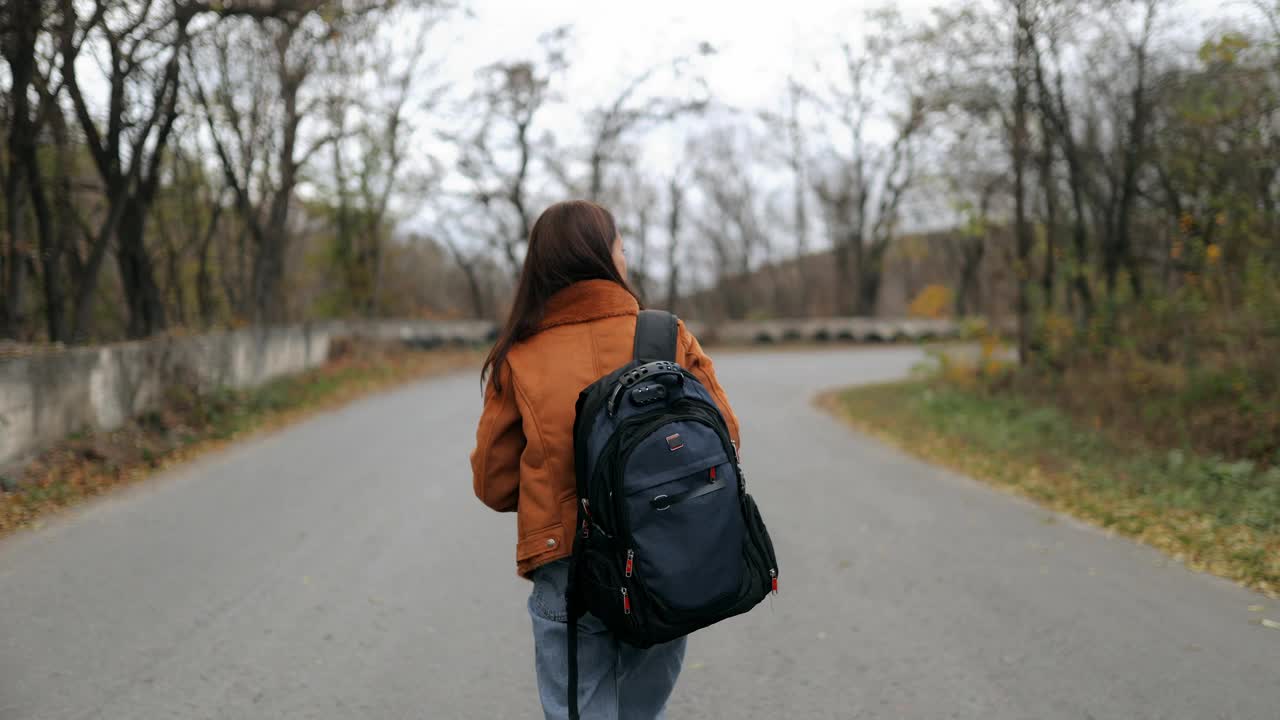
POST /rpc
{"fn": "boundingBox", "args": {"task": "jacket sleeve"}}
[678,322,742,449]
[470,364,524,512]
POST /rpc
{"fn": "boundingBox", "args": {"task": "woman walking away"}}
[470,200,741,719]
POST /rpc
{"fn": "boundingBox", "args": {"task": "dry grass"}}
[822,381,1280,598]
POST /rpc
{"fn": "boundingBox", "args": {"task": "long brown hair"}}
[482,200,638,391]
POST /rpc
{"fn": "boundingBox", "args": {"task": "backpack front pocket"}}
[625,461,744,611]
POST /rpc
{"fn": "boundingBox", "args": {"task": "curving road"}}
[1,347,1277,719]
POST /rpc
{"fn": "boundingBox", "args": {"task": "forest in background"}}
[1,1,1277,394]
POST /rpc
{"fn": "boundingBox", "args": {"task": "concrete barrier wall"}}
[0,315,962,470]
[707,317,962,345]
[0,321,495,470]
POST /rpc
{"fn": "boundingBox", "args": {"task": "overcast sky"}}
[436,0,941,111]
[433,0,1240,112]
[414,0,948,231]
[403,0,1246,236]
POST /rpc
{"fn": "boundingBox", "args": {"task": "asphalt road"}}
[1,347,1277,720]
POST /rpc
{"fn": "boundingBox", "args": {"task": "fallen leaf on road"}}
[689,662,705,670]
[1261,618,1280,631]
[1247,605,1264,612]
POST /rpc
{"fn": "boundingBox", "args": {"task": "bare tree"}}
[1029,7,1095,321]
[614,166,659,301]
[582,50,711,202]
[691,124,775,320]
[1010,0,1035,363]
[785,80,812,315]
[431,207,499,319]
[757,79,816,316]
[1,0,59,340]
[192,2,394,323]
[326,8,446,314]
[448,26,568,278]
[807,40,927,317]
[664,173,686,315]
[54,0,208,339]
[1100,0,1159,300]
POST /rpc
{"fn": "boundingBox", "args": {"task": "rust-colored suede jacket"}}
[470,279,740,577]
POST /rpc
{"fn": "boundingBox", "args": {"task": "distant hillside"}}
[675,229,1016,321]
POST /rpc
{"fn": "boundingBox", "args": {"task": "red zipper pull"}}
[625,549,634,578]
[770,568,778,594]
[581,519,590,539]
[621,587,631,614]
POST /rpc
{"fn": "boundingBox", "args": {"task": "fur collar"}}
[537,279,639,331]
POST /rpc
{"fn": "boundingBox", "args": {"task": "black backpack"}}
[566,310,778,719]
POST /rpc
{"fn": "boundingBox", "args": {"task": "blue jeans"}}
[528,559,687,719]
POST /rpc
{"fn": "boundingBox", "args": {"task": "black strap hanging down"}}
[566,552,581,720]
[633,309,679,362]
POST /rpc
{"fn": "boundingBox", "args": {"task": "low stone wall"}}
[709,317,961,345]
[0,320,495,470]
[0,315,962,471]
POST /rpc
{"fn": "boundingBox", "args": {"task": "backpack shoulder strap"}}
[633,309,679,363]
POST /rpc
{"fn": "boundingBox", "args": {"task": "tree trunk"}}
[846,228,864,316]
[956,240,985,317]
[197,221,217,328]
[1,0,41,339]
[1036,40,1094,323]
[69,196,127,342]
[788,84,811,316]
[856,240,888,317]
[833,242,852,316]
[47,103,80,342]
[856,264,882,317]
[665,180,683,315]
[1013,6,1034,365]
[588,148,605,202]
[461,263,487,319]
[1037,114,1058,310]
[3,159,29,339]
[1067,169,1094,322]
[28,159,62,342]
[367,225,384,316]
[1114,5,1155,301]
[252,232,288,325]
[252,27,302,325]
[633,206,651,302]
[115,197,168,338]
